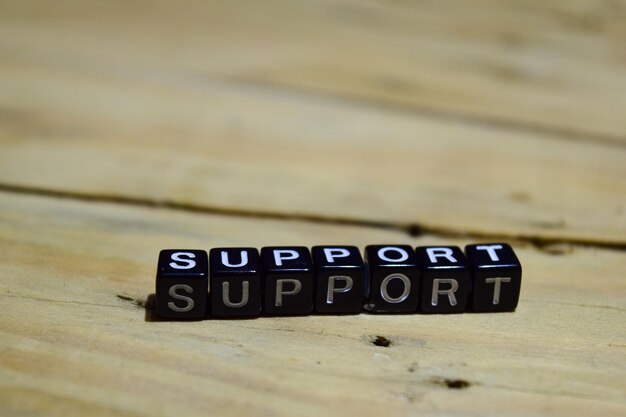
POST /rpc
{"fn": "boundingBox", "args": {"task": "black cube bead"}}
[465,243,522,312]
[261,247,313,315]
[416,246,470,313]
[155,249,208,319]
[312,246,365,314]
[209,247,261,318]
[364,245,419,313]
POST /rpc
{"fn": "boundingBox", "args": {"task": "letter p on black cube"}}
[261,247,314,315]
[465,243,522,312]
[155,249,208,319]
[312,246,365,314]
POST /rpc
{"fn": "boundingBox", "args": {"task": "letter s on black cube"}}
[209,248,261,318]
[155,249,208,319]
[364,245,419,313]
[465,243,522,312]
[416,246,470,313]
[261,247,313,315]
[312,246,365,314]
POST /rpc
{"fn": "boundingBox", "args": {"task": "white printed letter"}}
[221,250,249,268]
[169,252,196,270]
[273,250,299,266]
[323,248,350,263]
[378,247,409,263]
[476,245,504,262]
[426,248,457,264]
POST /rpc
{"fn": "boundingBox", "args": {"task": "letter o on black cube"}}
[155,249,208,319]
[364,245,419,313]
[209,247,261,317]
[465,243,522,312]
[312,246,365,314]
[261,247,313,315]
[416,246,470,313]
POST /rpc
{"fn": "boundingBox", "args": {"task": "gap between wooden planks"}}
[0,53,625,246]
[0,191,624,417]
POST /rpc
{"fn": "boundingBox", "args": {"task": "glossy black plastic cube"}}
[312,246,365,314]
[155,249,208,319]
[465,243,522,312]
[364,245,419,313]
[416,246,470,313]
[261,246,313,315]
[209,247,261,317]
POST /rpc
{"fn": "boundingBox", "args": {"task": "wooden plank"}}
[0,54,625,245]
[0,192,625,416]
[0,0,625,141]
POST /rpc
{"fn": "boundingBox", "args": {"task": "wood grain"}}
[1,0,625,141]
[1,192,625,416]
[1,2,625,415]
[0,48,625,245]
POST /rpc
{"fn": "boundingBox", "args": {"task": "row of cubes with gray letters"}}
[155,244,522,319]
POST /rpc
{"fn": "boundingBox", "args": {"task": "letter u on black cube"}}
[261,247,313,315]
[416,246,470,313]
[364,245,419,313]
[209,248,261,317]
[155,249,208,319]
[465,243,522,312]
[312,246,365,314]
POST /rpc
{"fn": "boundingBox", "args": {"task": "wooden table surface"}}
[1,1,625,416]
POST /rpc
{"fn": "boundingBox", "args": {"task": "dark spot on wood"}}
[407,224,423,237]
[444,379,471,389]
[532,242,574,256]
[432,377,471,389]
[117,294,150,309]
[372,336,391,347]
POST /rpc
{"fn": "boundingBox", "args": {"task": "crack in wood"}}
[521,299,626,312]
[0,182,624,251]
[1,294,125,309]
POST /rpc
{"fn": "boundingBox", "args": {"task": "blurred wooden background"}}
[0,1,625,416]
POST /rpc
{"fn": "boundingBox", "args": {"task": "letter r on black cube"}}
[155,249,208,319]
[465,243,522,312]
[416,246,470,313]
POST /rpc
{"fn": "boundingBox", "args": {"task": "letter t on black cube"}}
[155,249,208,319]
[465,243,522,312]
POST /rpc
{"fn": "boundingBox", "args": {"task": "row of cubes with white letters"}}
[155,244,522,319]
